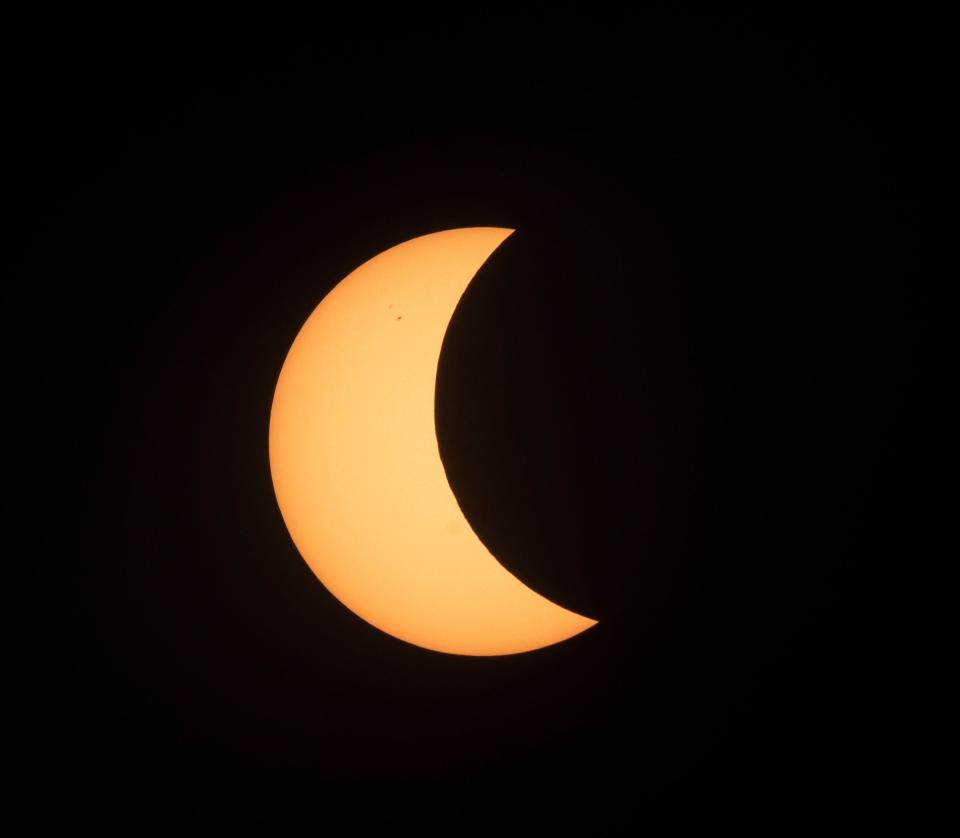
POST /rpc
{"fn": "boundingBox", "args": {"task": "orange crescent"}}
[269,228,597,655]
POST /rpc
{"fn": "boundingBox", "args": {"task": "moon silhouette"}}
[269,227,597,655]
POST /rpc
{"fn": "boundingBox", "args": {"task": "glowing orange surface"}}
[269,228,597,655]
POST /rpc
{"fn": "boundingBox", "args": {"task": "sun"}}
[269,228,597,655]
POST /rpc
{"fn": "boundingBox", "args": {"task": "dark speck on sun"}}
[396,316,402,320]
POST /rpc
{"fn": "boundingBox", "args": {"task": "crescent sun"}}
[268,227,598,656]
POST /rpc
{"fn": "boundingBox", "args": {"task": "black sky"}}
[11,9,929,829]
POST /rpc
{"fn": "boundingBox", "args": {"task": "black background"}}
[12,8,928,828]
